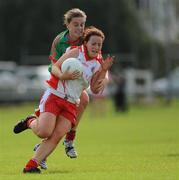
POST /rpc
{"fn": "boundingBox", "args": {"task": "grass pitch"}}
[0,99,178,180]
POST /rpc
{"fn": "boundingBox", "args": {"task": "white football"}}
[61,58,83,75]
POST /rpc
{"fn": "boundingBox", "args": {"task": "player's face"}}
[67,17,86,41]
[85,35,103,59]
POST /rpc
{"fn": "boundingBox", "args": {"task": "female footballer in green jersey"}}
[36,8,87,167]
[47,8,87,160]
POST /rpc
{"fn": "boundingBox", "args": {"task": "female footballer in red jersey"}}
[32,9,87,169]
[13,26,114,173]
[44,8,86,161]
[16,8,107,169]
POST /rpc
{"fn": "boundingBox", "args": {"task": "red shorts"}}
[39,92,77,126]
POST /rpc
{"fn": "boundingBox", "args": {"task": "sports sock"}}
[27,117,36,127]
[35,108,40,117]
[25,158,38,170]
[65,130,76,141]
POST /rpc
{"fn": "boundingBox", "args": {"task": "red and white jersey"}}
[47,45,102,104]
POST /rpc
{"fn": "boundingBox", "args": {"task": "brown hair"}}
[64,8,87,25]
[83,26,105,42]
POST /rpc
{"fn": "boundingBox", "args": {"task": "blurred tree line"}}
[0,0,167,75]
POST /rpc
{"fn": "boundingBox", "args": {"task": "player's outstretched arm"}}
[90,56,114,94]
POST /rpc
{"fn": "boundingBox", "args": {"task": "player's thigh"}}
[52,115,72,140]
[38,112,56,135]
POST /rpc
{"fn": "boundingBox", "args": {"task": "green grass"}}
[0,99,178,180]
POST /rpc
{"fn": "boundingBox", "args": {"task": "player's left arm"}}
[96,71,109,92]
[49,35,61,64]
[90,56,114,94]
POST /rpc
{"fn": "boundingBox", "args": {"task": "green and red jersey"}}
[48,30,82,72]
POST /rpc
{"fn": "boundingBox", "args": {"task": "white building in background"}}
[124,68,153,102]
[135,0,179,43]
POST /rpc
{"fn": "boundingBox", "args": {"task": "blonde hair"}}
[64,8,87,25]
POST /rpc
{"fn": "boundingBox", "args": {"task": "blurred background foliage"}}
[0,0,179,77]
[0,1,149,62]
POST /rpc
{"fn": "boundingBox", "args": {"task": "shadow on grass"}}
[47,170,73,174]
[167,153,179,157]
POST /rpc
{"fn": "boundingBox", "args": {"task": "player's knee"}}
[36,129,52,139]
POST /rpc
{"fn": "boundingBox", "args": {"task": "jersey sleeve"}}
[48,35,62,72]
[49,35,61,63]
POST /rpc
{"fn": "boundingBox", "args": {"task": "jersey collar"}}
[66,34,81,46]
[83,45,98,61]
